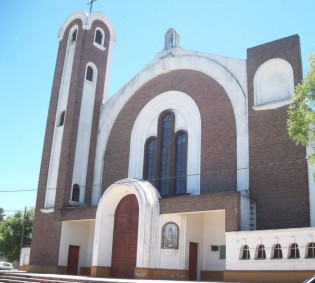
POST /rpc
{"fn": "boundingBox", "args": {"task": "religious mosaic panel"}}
[162,222,179,249]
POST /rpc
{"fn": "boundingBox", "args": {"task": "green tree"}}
[288,54,315,171]
[0,208,34,262]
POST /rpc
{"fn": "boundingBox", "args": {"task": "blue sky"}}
[0,0,314,217]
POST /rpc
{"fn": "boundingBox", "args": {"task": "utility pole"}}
[19,206,26,268]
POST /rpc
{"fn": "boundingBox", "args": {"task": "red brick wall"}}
[103,70,237,195]
[247,35,310,229]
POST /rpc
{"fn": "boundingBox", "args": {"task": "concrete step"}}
[0,273,83,283]
[0,278,38,283]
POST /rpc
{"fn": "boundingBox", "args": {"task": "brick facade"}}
[30,11,311,278]
[103,70,237,194]
[247,35,309,230]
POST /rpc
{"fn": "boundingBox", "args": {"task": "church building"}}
[29,9,315,282]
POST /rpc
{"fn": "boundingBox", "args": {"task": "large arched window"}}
[143,111,188,197]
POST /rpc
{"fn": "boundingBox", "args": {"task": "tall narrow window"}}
[289,243,300,259]
[86,66,93,82]
[241,245,250,260]
[72,184,80,202]
[71,29,77,43]
[144,138,157,185]
[58,111,66,127]
[307,242,315,258]
[94,28,105,49]
[256,244,266,260]
[95,30,103,45]
[273,244,283,259]
[175,132,187,195]
[159,113,173,196]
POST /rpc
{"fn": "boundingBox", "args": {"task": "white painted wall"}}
[203,211,226,271]
[44,25,77,209]
[226,227,315,271]
[71,64,97,203]
[158,214,186,270]
[20,247,31,267]
[150,210,226,275]
[307,144,315,227]
[58,220,95,272]
[186,213,204,280]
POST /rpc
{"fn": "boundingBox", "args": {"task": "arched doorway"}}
[111,194,139,278]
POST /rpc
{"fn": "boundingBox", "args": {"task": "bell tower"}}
[39,11,116,211]
[30,10,116,271]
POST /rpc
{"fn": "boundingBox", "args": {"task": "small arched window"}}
[164,28,180,51]
[289,243,300,259]
[241,245,250,260]
[72,184,80,202]
[94,28,105,49]
[307,242,315,258]
[86,66,94,82]
[272,244,283,259]
[95,30,103,45]
[58,111,66,127]
[256,244,266,260]
[71,29,77,43]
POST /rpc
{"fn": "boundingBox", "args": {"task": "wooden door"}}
[67,245,79,275]
[189,242,198,280]
[111,195,139,278]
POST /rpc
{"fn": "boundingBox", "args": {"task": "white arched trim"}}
[58,11,116,42]
[71,62,98,204]
[92,178,160,268]
[57,11,116,103]
[92,49,248,205]
[129,91,201,195]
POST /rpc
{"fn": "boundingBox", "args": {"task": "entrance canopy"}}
[92,178,160,269]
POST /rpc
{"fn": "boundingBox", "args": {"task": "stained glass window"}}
[175,132,187,195]
[144,138,157,185]
[159,113,173,196]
